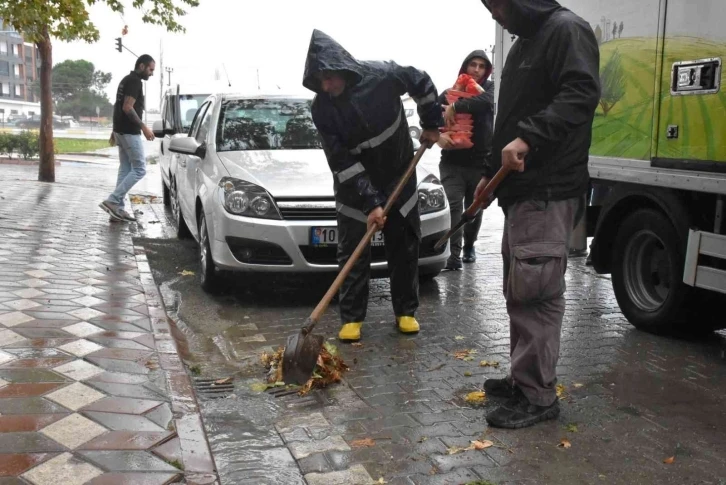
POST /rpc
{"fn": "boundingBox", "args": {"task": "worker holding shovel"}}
[477,0,600,428]
[302,29,443,343]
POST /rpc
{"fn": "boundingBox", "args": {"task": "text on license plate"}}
[311,227,384,246]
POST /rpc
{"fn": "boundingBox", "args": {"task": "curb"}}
[133,243,220,485]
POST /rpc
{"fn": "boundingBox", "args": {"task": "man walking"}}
[477,0,600,428]
[437,51,494,270]
[303,30,442,342]
[99,54,156,222]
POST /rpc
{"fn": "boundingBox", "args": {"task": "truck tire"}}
[611,208,689,333]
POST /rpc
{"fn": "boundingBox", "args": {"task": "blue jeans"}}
[107,133,146,210]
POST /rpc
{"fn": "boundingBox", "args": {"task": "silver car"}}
[168,93,450,291]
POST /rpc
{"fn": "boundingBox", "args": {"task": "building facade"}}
[0,19,41,122]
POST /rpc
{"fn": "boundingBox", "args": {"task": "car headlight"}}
[418,174,447,214]
[218,177,281,220]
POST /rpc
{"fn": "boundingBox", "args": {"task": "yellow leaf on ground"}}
[573,383,584,388]
[375,478,387,484]
[179,270,195,276]
[558,438,572,449]
[214,377,232,385]
[664,456,675,464]
[249,382,268,392]
[471,440,494,450]
[350,438,376,448]
[464,371,473,377]
[455,336,465,340]
[351,342,364,347]
[454,349,478,360]
[465,391,486,404]
[565,423,578,433]
[556,384,566,398]
[479,360,500,368]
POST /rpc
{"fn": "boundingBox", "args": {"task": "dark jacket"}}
[482,0,600,207]
[438,50,494,169]
[302,30,443,221]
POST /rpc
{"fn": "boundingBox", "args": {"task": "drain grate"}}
[194,377,234,399]
[265,386,302,398]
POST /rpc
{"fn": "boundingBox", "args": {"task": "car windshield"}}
[216,98,322,151]
[179,95,209,131]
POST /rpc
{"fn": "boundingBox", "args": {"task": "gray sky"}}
[54,0,496,110]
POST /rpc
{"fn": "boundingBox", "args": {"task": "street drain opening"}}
[194,377,234,399]
[265,386,303,399]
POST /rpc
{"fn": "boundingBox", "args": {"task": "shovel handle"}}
[305,144,429,331]
[434,166,510,250]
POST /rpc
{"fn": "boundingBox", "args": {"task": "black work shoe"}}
[445,257,462,271]
[484,377,514,398]
[462,246,477,263]
[486,387,560,429]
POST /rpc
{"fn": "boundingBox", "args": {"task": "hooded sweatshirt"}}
[302,30,443,220]
[482,0,600,207]
[438,50,494,168]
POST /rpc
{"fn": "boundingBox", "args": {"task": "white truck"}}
[493,0,725,333]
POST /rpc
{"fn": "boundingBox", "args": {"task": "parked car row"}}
[2,114,78,129]
[154,88,451,292]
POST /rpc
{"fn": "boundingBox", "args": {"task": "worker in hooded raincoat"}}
[302,30,443,342]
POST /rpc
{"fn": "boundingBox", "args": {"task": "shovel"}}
[434,166,510,251]
[282,144,429,385]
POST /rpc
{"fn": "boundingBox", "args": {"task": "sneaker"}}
[99,201,123,221]
[486,387,560,429]
[116,208,137,222]
[463,246,477,263]
[484,377,514,398]
[445,257,462,271]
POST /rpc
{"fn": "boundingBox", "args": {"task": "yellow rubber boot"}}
[397,316,420,334]
[338,322,363,342]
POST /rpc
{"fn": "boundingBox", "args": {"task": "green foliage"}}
[0,132,40,160]
[599,49,626,116]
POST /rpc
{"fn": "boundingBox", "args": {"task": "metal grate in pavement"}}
[194,377,235,399]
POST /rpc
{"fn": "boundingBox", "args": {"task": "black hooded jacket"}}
[303,30,443,220]
[438,50,494,169]
[482,0,600,207]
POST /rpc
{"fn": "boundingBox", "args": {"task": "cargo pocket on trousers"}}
[508,242,566,304]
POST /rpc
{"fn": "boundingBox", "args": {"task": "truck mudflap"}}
[683,229,726,294]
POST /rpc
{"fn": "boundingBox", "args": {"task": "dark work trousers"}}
[439,163,484,261]
[336,209,420,324]
[501,197,582,406]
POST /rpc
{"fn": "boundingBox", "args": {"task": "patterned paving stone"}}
[78,431,173,451]
[69,308,105,321]
[0,452,56,477]
[144,403,173,431]
[0,369,70,384]
[151,436,181,464]
[0,351,15,366]
[17,279,48,289]
[63,321,103,338]
[40,413,109,449]
[46,382,105,411]
[0,432,66,453]
[81,397,163,415]
[0,383,66,398]
[58,339,104,358]
[82,412,166,432]
[0,312,34,328]
[70,296,106,308]
[4,300,41,311]
[86,472,182,485]
[86,357,150,375]
[24,270,53,279]
[87,381,167,401]
[53,360,105,381]
[75,287,106,297]
[78,450,178,472]
[88,337,151,351]
[88,372,151,385]
[0,414,66,433]
[0,356,72,369]
[22,452,103,485]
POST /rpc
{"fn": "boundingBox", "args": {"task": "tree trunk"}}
[36,26,55,182]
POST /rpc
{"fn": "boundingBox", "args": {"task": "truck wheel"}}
[611,209,689,333]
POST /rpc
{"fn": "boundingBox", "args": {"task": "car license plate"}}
[311,227,384,246]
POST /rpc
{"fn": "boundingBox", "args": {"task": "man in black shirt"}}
[99,54,156,222]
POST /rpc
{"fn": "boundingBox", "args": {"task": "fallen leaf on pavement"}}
[471,440,494,450]
[558,438,572,449]
[465,391,486,404]
[479,360,500,368]
[664,456,675,464]
[249,382,268,393]
[179,270,195,276]
[454,349,478,361]
[573,383,584,388]
[556,384,567,399]
[455,336,465,341]
[351,342,364,347]
[351,438,376,448]
[464,371,473,377]
[418,436,428,443]
[375,478,387,484]
[214,377,232,385]
[565,423,578,433]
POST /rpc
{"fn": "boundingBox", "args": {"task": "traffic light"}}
[115,37,122,53]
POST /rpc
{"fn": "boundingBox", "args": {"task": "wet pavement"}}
[132,193,726,484]
[0,165,216,484]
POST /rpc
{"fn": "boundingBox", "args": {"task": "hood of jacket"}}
[481,0,562,38]
[459,49,493,84]
[302,30,364,94]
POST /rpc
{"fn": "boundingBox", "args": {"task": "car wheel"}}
[611,209,689,333]
[162,176,171,207]
[170,177,191,239]
[198,212,220,293]
[409,126,421,139]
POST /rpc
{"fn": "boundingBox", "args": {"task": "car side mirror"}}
[169,137,203,156]
[152,120,175,138]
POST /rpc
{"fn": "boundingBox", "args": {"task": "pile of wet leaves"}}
[258,342,348,395]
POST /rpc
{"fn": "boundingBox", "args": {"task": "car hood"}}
[216,149,435,199]
[216,149,335,198]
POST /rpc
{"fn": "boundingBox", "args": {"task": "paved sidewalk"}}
[0,175,216,484]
